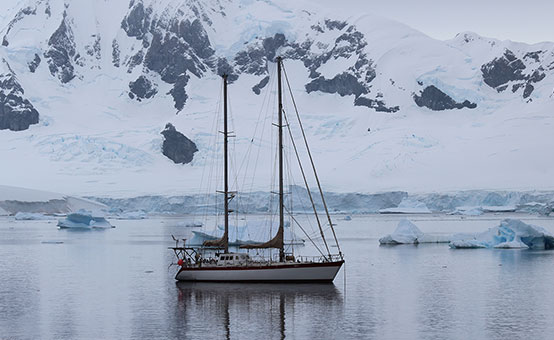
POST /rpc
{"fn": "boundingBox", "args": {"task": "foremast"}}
[203,74,231,252]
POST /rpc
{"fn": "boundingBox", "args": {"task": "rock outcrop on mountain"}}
[0,60,39,131]
[481,49,546,99]
[414,85,477,110]
[161,123,197,164]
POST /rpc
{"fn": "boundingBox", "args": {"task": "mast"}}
[277,56,285,262]
[203,75,230,251]
[223,74,230,254]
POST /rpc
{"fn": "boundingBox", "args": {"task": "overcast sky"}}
[1,0,552,44]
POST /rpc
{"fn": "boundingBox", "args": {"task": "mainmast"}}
[239,58,286,260]
[277,56,285,262]
[223,74,230,254]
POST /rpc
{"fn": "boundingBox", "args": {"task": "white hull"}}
[175,261,343,282]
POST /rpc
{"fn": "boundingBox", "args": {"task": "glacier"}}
[449,219,554,249]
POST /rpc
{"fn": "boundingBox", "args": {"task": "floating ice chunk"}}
[379,219,425,244]
[449,219,554,249]
[343,215,352,221]
[57,210,113,229]
[15,212,55,220]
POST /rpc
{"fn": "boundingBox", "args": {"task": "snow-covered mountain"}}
[0,0,553,196]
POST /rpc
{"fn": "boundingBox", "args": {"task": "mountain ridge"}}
[0,0,552,196]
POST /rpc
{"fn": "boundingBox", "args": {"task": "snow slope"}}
[0,0,552,197]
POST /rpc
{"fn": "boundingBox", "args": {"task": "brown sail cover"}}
[203,230,228,248]
[240,227,283,249]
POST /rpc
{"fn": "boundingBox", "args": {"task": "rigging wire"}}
[282,108,331,258]
[282,63,342,257]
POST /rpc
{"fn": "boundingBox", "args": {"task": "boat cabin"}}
[217,253,249,266]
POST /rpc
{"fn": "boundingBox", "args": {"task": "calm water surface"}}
[1,214,554,340]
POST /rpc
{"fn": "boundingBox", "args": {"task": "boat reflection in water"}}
[174,282,343,339]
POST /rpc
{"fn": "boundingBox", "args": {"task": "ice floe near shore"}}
[57,211,113,229]
[449,219,554,249]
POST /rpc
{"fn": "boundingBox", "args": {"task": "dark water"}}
[1,214,554,340]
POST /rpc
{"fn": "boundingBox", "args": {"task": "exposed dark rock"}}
[161,123,198,164]
[523,84,534,99]
[512,83,524,93]
[121,1,152,40]
[44,13,77,83]
[85,35,102,60]
[169,73,190,110]
[523,51,542,62]
[216,58,238,82]
[0,72,39,131]
[324,19,347,30]
[127,50,144,73]
[28,54,41,73]
[234,46,267,75]
[354,97,399,113]
[311,24,324,33]
[252,76,270,95]
[263,33,286,61]
[170,19,214,59]
[306,73,367,97]
[129,76,157,101]
[481,49,546,99]
[413,85,477,110]
[529,68,546,83]
[145,31,206,82]
[112,39,120,67]
[481,50,526,89]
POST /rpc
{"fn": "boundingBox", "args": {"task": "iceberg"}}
[57,211,113,229]
[379,219,457,244]
[449,219,554,249]
[379,219,425,244]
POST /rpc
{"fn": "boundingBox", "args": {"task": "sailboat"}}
[171,57,344,282]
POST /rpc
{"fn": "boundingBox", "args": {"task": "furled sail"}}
[240,227,283,249]
[203,229,228,248]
